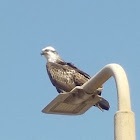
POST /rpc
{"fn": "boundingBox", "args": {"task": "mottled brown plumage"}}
[47,62,90,93]
[41,46,110,111]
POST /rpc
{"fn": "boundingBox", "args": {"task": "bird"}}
[41,46,110,111]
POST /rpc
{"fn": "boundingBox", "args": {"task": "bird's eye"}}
[51,50,55,53]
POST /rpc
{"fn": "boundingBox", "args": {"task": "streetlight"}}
[42,63,135,140]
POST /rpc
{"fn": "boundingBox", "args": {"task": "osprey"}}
[41,46,110,111]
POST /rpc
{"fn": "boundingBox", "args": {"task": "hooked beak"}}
[40,51,44,56]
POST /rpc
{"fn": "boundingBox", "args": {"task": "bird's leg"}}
[95,103,104,112]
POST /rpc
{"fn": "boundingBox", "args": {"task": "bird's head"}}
[41,46,63,63]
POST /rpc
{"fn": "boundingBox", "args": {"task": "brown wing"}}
[67,63,90,79]
[46,62,90,93]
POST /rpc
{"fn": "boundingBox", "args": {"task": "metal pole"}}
[81,63,135,140]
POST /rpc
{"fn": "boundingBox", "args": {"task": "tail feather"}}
[96,98,110,111]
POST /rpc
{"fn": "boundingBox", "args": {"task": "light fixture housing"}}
[42,86,102,115]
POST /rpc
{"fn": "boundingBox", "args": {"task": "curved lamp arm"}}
[82,63,131,111]
[81,63,135,140]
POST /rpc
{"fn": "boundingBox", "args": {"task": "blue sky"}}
[0,0,140,139]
